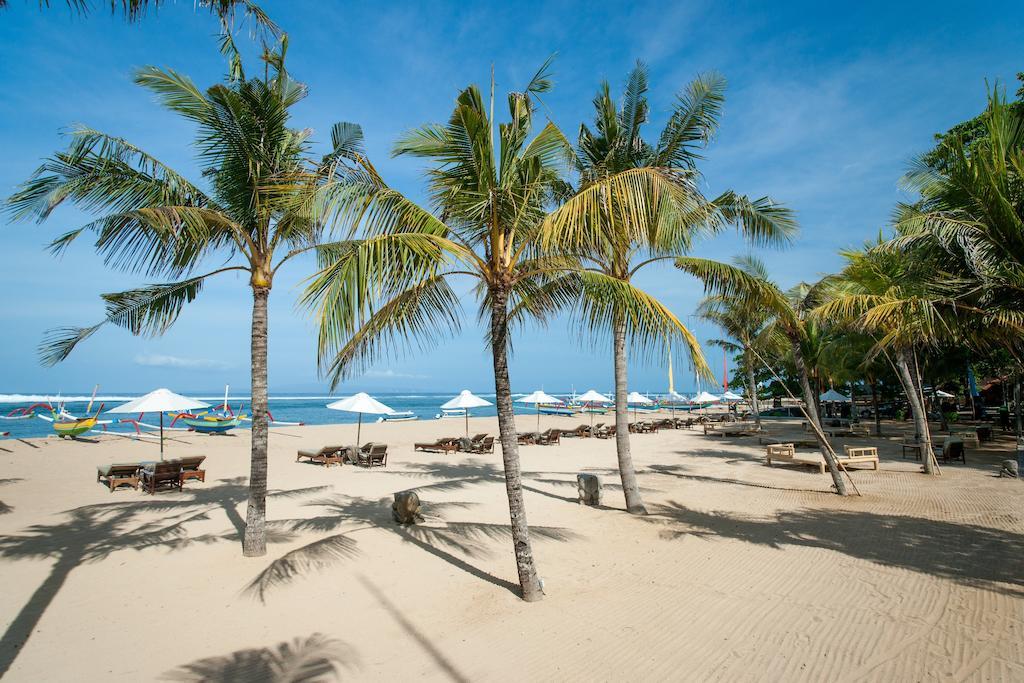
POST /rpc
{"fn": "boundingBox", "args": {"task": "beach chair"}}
[654,419,674,430]
[517,432,539,445]
[141,461,183,494]
[355,442,388,467]
[468,436,495,454]
[178,456,207,483]
[563,424,591,438]
[765,443,825,474]
[296,445,347,467]
[594,424,615,439]
[839,445,880,470]
[537,429,561,445]
[471,433,489,444]
[96,463,141,492]
[414,437,459,454]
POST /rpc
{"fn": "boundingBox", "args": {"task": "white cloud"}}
[364,368,428,380]
[133,354,230,370]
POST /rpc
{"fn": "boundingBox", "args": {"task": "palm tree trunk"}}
[790,337,848,495]
[870,378,882,436]
[612,315,647,514]
[489,285,542,602]
[745,348,760,426]
[243,285,269,557]
[896,349,937,475]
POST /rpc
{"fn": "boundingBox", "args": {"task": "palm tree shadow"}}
[359,575,470,683]
[645,501,1024,597]
[247,494,576,601]
[0,480,329,677]
[645,463,833,495]
[162,632,358,682]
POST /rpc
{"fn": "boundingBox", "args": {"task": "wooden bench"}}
[765,443,825,474]
[840,446,879,470]
[948,430,980,448]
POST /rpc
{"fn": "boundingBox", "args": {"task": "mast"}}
[667,345,675,396]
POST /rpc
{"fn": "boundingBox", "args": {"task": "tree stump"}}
[392,490,424,524]
[577,473,601,506]
[999,459,1019,479]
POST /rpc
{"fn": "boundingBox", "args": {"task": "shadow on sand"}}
[646,501,1024,597]
[162,632,357,682]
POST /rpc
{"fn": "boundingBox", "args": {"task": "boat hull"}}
[53,417,97,437]
[181,416,241,434]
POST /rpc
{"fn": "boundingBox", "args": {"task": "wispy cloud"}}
[133,354,230,370]
[364,368,428,380]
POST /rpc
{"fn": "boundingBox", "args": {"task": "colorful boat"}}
[377,411,418,422]
[538,404,575,416]
[178,413,243,434]
[52,413,98,438]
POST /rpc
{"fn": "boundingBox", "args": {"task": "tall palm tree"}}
[677,259,851,494]
[697,256,777,426]
[6,38,348,556]
[301,64,611,602]
[540,63,796,513]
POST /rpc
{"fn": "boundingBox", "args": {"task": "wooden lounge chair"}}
[356,442,388,467]
[517,432,539,445]
[468,436,495,454]
[562,424,591,438]
[594,424,615,439]
[178,456,207,483]
[141,461,183,494]
[765,443,825,474]
[536,429,561,445]
[654,419,674,430]
[414,437,459,454]
[96,463,141,492]
[471,433,489,444]
[296,445,347,467]
[839,445,880,470]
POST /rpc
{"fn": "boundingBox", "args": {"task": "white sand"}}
[0,415,1021,681]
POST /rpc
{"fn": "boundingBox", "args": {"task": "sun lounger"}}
[96,463,141,492]
[356,442,388,468]
[594,424,615,439]
[414,437,460,454]
[296,445,347,467]
[765,443,825,474]
[536,429,561,445]
[141,461,183,494]
[178,455,206,483]
[562,424,591,438]
[471,433,489,444]
[517,431,539,445]
[468,436,495,453]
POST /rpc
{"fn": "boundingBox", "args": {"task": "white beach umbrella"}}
[721,390,744,401]
[327,392,395,444]
[108,388,209,457]
[691,391,720,404]
[819,389,850,402]
[666,390,687,421]
[441,389,492,437]
[517,390,563,431]
[626,391,654,420]
[576,389,612,430]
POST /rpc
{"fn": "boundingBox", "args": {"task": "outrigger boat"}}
[435,408,466,419]
[538,404,576,416]
[173,411,243,434]
[377,410,417,422]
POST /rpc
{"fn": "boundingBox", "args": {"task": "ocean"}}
[0,392,571,440]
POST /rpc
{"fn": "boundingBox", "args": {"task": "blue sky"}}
[1,0,1021,396]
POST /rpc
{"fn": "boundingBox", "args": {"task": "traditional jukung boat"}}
[538,404,575,416]
[176,412,243,434]
[51,413,99,438]
[435,408,467,419]
[377,411,417,422]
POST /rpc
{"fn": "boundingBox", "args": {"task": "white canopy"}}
[326,392,395,415]
[691,391,720,404]
[720,390,744,401]
[327,392,395,444]
[667,390,688,402]
[108,388,209,457]
[819,389,850,402]
[576,389,612,404]
[107,388,209,414]
[626,391,654,405]
[516,390,563,405]
[441,390,492,410]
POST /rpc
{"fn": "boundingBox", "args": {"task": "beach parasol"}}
[327,392,395,445]
[108,388,209,458]
[720,390,744,401]
[516,390,563,432]
[576,389,612,430]
[691,390,720,418]
[626,391,653,420]
[819,389,850,402]
[666,389,687,421]
[441,389,492,437]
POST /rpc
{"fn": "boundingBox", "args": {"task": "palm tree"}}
[677,259,851,494]
[300,63,604,601]
[6,38,348,556]
[697,256,777,426]
[540,63,796,513]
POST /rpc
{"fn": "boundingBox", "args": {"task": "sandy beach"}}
[0,414,1020,681]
